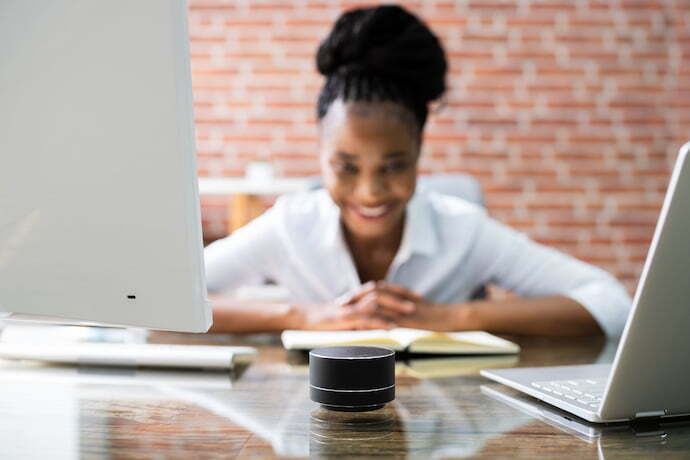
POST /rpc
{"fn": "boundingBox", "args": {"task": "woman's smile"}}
[346,201,399,220]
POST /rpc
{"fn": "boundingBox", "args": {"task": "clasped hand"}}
[297,281,458,331]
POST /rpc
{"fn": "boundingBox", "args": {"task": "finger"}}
[376,281,423,302]
[347,300,402,321]
[375,292,416,314]
[340,293,378,319]
[360,293,411,318]
[352,317,397,330]
[373,306,402,321]
[344,281,378,305]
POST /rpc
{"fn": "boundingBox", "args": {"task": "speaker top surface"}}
[309,346,395,360]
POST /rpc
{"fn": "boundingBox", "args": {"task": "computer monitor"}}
[0,0,212,332]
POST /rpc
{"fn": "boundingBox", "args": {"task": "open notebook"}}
[397,355,519,378]
[281,328,519,355]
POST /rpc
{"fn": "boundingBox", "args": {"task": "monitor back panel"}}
[0,0,211,331]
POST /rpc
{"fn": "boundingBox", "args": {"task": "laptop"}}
[480,384,690,447]
[481,141,690,423]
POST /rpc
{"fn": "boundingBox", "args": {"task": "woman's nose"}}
[355,176,387,200]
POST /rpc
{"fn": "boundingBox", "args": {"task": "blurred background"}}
[189,0,690,295]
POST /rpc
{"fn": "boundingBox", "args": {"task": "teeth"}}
[357,205,388,217]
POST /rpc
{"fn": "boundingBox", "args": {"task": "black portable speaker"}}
[309,346,396,412]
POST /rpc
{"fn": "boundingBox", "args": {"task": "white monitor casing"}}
[0,0,211,332]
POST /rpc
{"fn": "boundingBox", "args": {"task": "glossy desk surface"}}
[1,333,689,459]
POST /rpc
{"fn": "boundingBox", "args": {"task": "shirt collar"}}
[395,190,438,262]
[319,189,439,259]
[319,190,343,249]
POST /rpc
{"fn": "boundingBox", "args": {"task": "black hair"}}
[316,5,447,134]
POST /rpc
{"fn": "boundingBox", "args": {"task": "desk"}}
[0,335,688,459]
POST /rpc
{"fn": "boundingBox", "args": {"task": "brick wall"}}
[189,0,690,294]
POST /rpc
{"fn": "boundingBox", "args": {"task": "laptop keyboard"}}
[531,378,607,409]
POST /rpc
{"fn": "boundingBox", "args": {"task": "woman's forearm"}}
[457,295,604,336]
[208,293,604,336]
[207,294,299,333]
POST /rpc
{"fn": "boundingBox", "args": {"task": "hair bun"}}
[316,5,446,104]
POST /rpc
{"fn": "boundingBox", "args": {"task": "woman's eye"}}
[335,162,358,174]
[381,161,408,173]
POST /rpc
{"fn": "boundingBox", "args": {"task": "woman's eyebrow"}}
[336,151,358,161]
[384,152,407,158]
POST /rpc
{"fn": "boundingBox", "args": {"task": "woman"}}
[204,5,631,336]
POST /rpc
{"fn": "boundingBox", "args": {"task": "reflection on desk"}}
[285,349,520,379]
[0,335,687,458]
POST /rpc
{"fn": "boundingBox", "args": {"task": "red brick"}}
[473,65,522,76]
[249,3,296,10]
[535,184,587,193]
[599,66,645,76]
[631,51,669,60]
[223,20,273,27]
[467,0,518,9]
[506,168,558,177]
[462,33,510,44]
[621,0,664,10]
[506,16,556,26]
[527,84,574,92]
[425,17,469,26]
[506,50,556,60]
[569,50,619,61]
[447,50,494,59]
[569,15,616,27]
[529,1,576,11]
[536,67,586,77]
[588,1,612,9]
[446,99,495,108]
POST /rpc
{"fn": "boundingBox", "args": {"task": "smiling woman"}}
[203,4,632,337]
[319,100,419,281]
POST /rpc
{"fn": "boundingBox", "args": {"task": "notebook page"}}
[407,331,519,354]
[444,331,519,351]
[280,329,403,350]
[402,354,519,378]
[387,328,442,348]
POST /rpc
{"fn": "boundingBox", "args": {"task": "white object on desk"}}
[0,342,256,370]
[0,324,256,370]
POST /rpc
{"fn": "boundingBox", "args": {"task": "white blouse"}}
[204,188,632,337]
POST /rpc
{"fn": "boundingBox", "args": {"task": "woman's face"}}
[319,99,420,240]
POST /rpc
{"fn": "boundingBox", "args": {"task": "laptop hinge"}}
[634,410,667,419]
